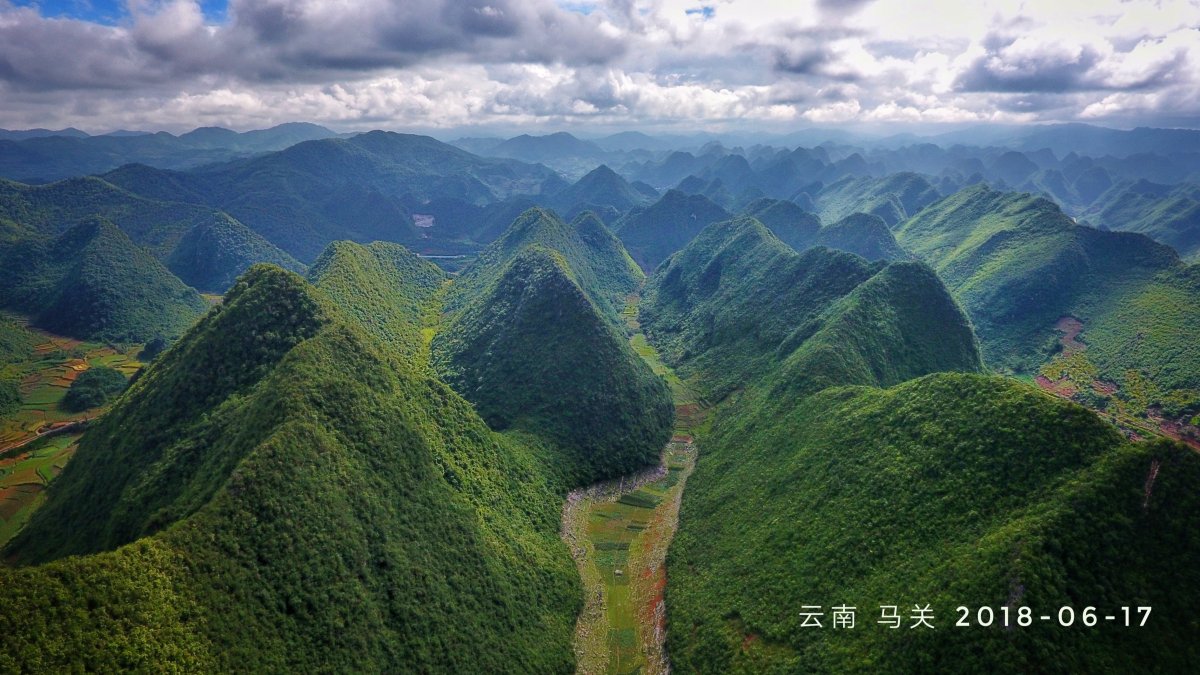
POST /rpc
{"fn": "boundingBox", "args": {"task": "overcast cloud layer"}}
[2,0,1199,133]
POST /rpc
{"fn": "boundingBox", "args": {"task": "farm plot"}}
[0,315,142,453]
[0,433,79,547]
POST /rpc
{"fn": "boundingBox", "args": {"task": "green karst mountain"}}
[447,207,643,321]
[1083,180,1200,261]
[895,184,1200,412]
[549,164,655,223]
[739,197,821,250]
[640,216,1200,672]
[433,246,673,484]
[307,240,447,362]
[642,216,890,396]
[1,116,1199,675]
[815,212,908,261]
[614,189,732,271]
[0,176,302,292]
[103,131,566,262]
[0,218,207,341]
[1,265,581,672]
[816,172,942,227]
[168,213,305,291]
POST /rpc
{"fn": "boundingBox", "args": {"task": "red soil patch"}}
[741,633,760,651]
[1035,375,1076,398]
[1093,380,1119,396]
[1156,418,1200,450]
[1054,316,1086,353]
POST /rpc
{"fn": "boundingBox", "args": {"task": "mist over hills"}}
[0,123,340,183]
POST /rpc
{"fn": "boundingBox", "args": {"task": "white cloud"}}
[0,0,1198,131]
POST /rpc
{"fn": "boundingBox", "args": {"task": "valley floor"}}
[560,297,704,674]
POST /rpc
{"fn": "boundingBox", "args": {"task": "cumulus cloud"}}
[0,0,1198,131]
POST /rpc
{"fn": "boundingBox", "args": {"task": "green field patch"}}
[617,491,659,509]
[595,541,632,551]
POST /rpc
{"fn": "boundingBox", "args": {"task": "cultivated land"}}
[0,315,140,547]
[563,294,705,675]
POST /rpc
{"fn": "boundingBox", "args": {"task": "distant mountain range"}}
[0,123,340,182]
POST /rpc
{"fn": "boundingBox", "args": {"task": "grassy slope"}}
[434,247,672,485]
[0,219,207,342]
[895,184,1200,407]
[644,217,1200,672]
[446,207,643,321]
[816,172,941,227]
[308,240,447,363]
[1085,182,1200,261]
[1,265,579,672]
[0,318,38,366]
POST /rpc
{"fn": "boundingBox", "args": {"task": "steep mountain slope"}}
[547,164,653,223]
[641,217,1200,672]
[0,176,302,291]
[613,189,731,271]
[815,212,908,261]
[447,207,643,321]
[0,219,207,341]
[640,217,889,396]
[739,197,821,250]
[895,185,1200,413]
[307,240,447,362]
[669,373,1200,673]
[815,172,941,226]
[433,247,672,484]
[1084,181,1200,261]
[1,265,580,672]
[167,213,305,291]
[104,132,565,261]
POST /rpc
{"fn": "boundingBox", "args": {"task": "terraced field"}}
[562,296,705,674]
[0,433,78,548]
[0,316,141,453]
[0,316,142,547]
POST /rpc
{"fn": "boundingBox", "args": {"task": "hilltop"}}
[0,218,207,342]
[641,216,1200,672]
[0,176,302,292]
[433,247,672,484]
[446,207,643,321]
[895,184,1200,417]
[1,265,581,672]
[308,240,447,363]
[613,189,732,271]
[103,132,566,261]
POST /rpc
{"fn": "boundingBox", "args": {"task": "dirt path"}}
[561,296,703,674]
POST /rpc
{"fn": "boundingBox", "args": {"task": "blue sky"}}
[1,1,1198,133]
[13,0,226,23]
